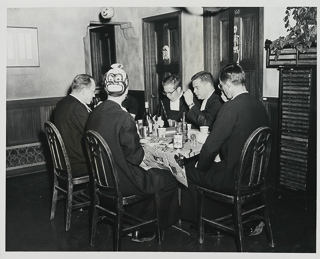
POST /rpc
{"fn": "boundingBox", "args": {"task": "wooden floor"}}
[5,171,317,257]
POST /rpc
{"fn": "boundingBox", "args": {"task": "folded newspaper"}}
[141,143,188,187]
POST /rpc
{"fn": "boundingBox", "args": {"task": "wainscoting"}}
[6,97,62,177]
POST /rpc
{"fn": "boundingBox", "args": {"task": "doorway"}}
[142,11,182,115]
[84,24,116,90]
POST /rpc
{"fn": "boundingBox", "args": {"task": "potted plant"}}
[267,7,317,61]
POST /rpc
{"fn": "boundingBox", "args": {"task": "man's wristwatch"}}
[188,102,195,109]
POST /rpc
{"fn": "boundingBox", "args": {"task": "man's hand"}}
[183,89,194,106]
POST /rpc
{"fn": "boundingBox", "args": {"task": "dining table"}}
[140,128,206,187]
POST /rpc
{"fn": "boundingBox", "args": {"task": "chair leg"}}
[65,185,73,232]
[50,185,58,220]
[114,208,123,251]
[234,202,244,252]
[263,198,275,248]
[198,190,205,244]
[155,194,162,244]
[90,203,98,246]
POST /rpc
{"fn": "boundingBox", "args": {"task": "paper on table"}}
[142,143,188,187]
[197,132,209,144]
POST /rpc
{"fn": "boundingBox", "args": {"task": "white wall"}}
[181,11,204,90]
[6,7,103,100]
[6,7,204,99]
[263,7,291,97]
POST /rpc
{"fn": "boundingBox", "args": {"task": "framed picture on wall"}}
[7,27,39,67]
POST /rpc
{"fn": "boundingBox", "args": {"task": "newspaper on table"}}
[141,143,188,187]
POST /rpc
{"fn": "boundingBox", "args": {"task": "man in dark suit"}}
[159,75,198,127]
[183,71,223,130]
[54,74,96,177]
[181,64,269,227]
[86,64,179,242]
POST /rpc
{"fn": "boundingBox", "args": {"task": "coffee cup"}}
[157,127,166,139]
[200,126,209,134]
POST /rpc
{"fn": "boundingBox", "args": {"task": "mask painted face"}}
[104,64,128,96]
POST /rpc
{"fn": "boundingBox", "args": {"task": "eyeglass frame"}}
[162,87,178,96]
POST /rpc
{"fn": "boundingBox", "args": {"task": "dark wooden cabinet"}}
[277,67,316,202]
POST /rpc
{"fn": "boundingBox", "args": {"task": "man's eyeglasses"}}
[163,87,178,96]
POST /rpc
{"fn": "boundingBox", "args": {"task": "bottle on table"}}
[143,101,153,136]
[174,124,183,149]
[181,112,188,142]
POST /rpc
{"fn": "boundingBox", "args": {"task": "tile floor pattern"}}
[5,172,316,253]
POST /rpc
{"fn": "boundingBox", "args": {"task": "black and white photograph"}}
[2,0,318,258]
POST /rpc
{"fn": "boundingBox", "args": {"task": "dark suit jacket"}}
[196,93,269,190]
[86,100,180,228]
[187,91,223,130]
[86,100,175,195]
[54,95,90,177]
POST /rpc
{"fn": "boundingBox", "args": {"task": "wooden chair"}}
[44,121,90,231]
[85,130,162,251]
[196,126,275,251]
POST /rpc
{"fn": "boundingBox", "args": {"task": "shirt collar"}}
[70,94,92,113]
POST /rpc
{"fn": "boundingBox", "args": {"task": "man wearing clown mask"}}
[86,64,179,243]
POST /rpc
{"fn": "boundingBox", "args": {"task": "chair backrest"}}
[85,130,121,197]
[236,126,272,194]
[44,121,72,180]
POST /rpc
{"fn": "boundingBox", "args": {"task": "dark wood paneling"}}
[7,97,61,146]
[7,97,61,177]
[204,7,263,101]
[262,97,279,188]
[204,8,230,84]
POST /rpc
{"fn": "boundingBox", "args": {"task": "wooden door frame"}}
[204,7,264,100]
[142,11,182,115]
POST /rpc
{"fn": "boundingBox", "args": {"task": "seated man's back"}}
[86,64,179,233]
[54,74,96,177]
